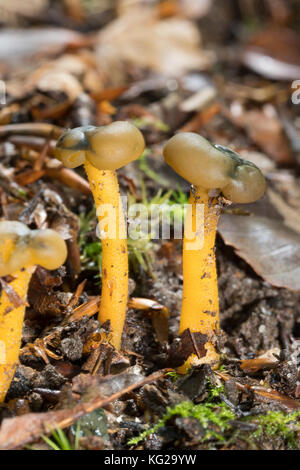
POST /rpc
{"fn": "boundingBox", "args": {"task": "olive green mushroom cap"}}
[163,133,266,203]
[0,221,67,276]
[54,121,145,171]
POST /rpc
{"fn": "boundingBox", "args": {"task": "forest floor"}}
[0,0,299,450]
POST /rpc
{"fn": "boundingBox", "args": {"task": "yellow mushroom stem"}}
[178,186,221,373]
[0,265,35,402]
[84,160,128,350]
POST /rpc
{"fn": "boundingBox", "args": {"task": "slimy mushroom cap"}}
[0,221,31,276]
[163,133,234,189]
[54,127,89,168]
[86,121,145,171]
[54,122,145,171]
[29,229,68,270]
[0,222,67,276]
[163,133,266,203]
[213,144,266,203]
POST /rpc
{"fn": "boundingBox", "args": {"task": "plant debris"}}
[0,0,299,451]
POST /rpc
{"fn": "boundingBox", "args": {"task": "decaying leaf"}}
[128,297,169,343]
[0,28,83,64]
[226,103,292,165]
[242,27,300,80]
[0,0,48,26]
[69,297,101,322]
[96,7,213,84]
[240,348,280,373]
[167,329,208,368]
[218,207,300,291]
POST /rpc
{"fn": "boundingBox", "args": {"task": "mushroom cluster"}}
[0,221,67,401]
[54,121,145,349]
[55,124,266,372]
[163,133,266,371]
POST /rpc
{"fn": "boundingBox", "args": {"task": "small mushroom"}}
[0,221,67,402]
[54,121,145,349]
[163,133,266,371]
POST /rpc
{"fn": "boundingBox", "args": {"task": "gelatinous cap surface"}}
[54,127,90,168]
[163,133,266,203]
[0,221,67,276]
[54,121,145,171]
[28,229,68,271]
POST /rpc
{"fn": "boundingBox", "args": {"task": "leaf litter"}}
[0,0,299,451]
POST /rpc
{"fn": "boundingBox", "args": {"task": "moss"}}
[79,186,188,276]
[133,116,169,133]
[128,380,232,446]
[165,370,180,382]
[128,377,300,449]
[128,400,235,446]
[253,410,300,449]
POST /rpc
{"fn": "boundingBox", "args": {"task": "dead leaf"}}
[218,208,300,291]
[242,27,300,80]
[240,348,280,373]
[128,297,169,343]
[69,297,101,322]
[0,28,84,65]
[226,103,292,165]
[167,329,208,368]
[96,7,213,85]
[267,188,300,235]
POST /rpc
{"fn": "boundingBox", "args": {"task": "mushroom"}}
[163,133,266,371]
[54,121,145,349]
[0,221,67,401]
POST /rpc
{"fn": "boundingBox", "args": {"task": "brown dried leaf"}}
[15,169,45,186]
[226,104,292,165]
[167,329,208,368]
[28,268,69,318]
[242,27,300,80]
[69,297,101,322]
[218,208,300,291]
[0,28,83,64]
[240,348,280,373]
[251,386,300,410]
[128,297,169,343]
[96,7,212,85]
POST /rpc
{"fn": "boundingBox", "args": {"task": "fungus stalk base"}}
[84,161,128,350]
[0,266,35,402]
[178,186,221,373]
